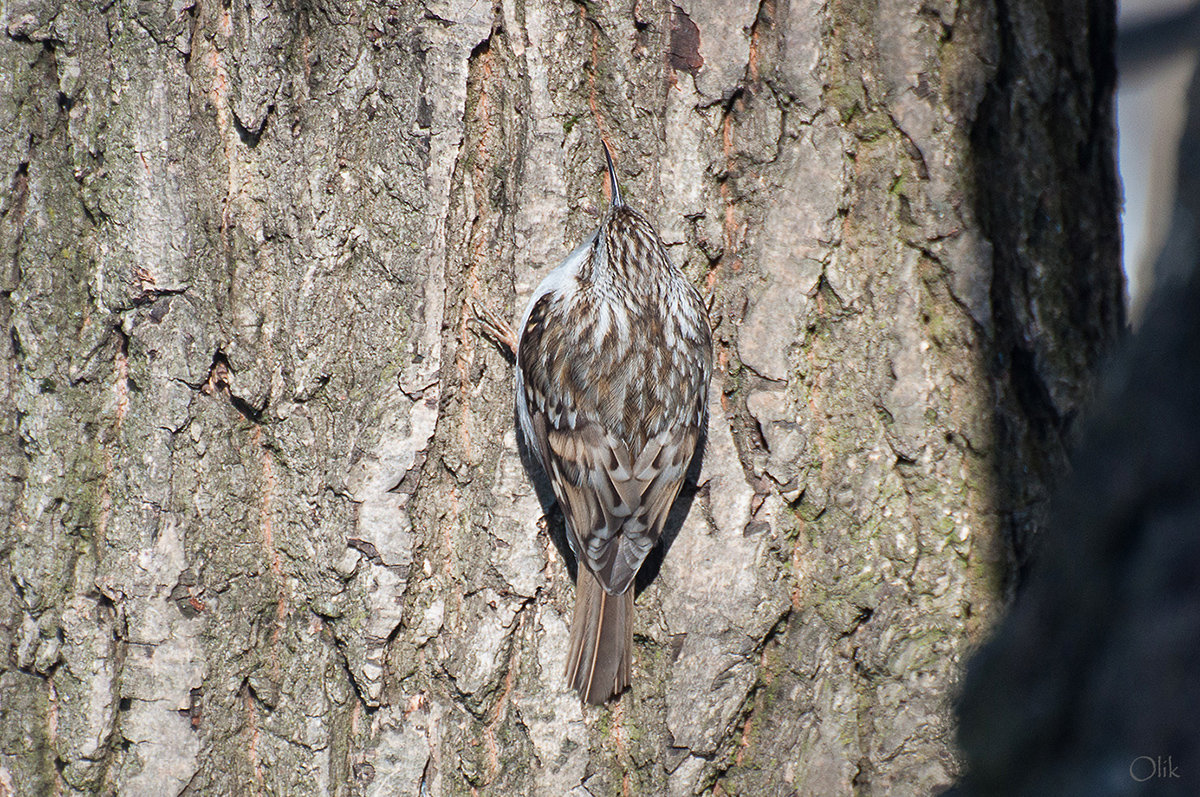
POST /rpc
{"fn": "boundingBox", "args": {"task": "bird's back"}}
[517,206,711,594]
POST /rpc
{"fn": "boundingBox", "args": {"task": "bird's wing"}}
[543,421,699,594]
[520,356,701,592]
[518,282,709,596]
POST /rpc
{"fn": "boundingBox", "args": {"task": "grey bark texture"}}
[0,1,1121,796]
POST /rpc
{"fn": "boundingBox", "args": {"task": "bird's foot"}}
[469,300,517,361]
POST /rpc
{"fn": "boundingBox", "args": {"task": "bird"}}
[515,143,713,704]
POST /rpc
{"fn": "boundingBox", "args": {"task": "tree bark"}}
[0,1,1121,795]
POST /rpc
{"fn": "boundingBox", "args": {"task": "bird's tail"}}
[565,567,634,704]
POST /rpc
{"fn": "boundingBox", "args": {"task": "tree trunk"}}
[0,1,1121,795]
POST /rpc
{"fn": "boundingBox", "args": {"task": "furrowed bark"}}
[0,1,1120,795]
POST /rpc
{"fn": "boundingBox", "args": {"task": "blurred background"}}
[1119,0,1200,320]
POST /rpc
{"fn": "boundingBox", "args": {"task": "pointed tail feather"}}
[565,568,634,704]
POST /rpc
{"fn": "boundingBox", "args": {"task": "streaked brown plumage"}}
[516,144,712,703]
